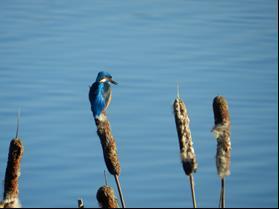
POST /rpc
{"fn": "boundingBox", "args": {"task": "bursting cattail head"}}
[0,198,21,208]
[212,96,231,178]
[96,186,119,208]
[173,96,198,175]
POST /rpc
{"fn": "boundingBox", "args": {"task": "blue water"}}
[0,1,277,208]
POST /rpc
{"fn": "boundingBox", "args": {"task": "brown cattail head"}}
[3,138,24,203]
[96,118,121,176]
[212,96,231,178]
[96,186,119,208]
[213,96,230,128]
[173,97,198,176]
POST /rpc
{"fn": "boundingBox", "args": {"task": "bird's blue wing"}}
[89,82,98,106]
[89,82,105,117]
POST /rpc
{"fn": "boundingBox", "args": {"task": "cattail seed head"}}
[173,97,198,176]
[212,96,231,178]
[213,96,230,127]
[0,199,21,208]
[96,119,121,176]
[4,139,24,203]
[96,186,119,208]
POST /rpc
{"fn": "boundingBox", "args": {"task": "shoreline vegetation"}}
[1,94,231,208]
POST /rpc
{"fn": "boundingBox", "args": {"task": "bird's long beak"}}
[110,78,118,85]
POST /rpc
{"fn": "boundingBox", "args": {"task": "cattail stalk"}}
[212,96,231,208]
[95,115,126,208]
[173,95,198,208]
[114,175,125,208]
[3,138,24,208]
[96,185,119,208]
[189,174,197,208]
[219,178,225,208]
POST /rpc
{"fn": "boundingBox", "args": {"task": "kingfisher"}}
[89,71,118,120]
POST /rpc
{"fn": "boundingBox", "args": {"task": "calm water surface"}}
[0,1,278,208]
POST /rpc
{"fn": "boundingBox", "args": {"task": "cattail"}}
[3,139,24,208]
[0,199,21,209]
[173,97,198,175]
[212,96,231,179]
[173,91,198,208]
[212,96,231,208]
[96,186,119,208]
[96,117,121,176]
[2,111,23,208]
[95,115,126,208]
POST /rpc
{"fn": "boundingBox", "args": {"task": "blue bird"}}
[89,71,118,120]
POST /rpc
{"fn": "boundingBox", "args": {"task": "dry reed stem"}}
[3,138,24,208]
[96,186,119,208]
[212,96,231,178]
[173,97,198,175]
